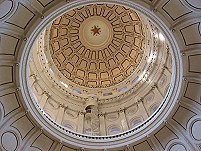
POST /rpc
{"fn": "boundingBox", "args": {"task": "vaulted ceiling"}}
[0,0,201,151]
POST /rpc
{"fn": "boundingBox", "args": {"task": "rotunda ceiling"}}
[28,3,173,137]
[2,0,200,150]
[49,4,145,88]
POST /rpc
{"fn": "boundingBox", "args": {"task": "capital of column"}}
[63,104,68,109]
[98,112,105,117]
[126,144,131,150]
[163,65,168,70]
[42,90,51,98]
[118,108,125,113]
[81,148,85,151]
[153,83,158,89]
[30,73,39,81]
[59,103,65,108]
[79,111,85,115]
[137,98,143,103]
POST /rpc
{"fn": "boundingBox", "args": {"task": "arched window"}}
[73,89,81,94]
[85,128,92,135]
[118,86,127,92]
[103,92,112,96]
[108,125,121,135]
[62,121,74,130]
[150,104,159,114]
[130,118,142,128]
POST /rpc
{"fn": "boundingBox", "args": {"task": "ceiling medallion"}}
[79,16,113,50]
[91,25,101,36]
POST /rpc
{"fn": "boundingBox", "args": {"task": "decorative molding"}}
[36,0,55,7]
[180,22,201,46]
[30,133,54,151]
[0,65,14,86]
[162,0,192,21]
[0,92,20,117]
[154,126,178,149]
[184,81,201,105]
[1,131,19,151]
[172,106,197,130]
[10,114,35,140]
[0,0,14,20]
[0,33,20,56]
[5,2,35,29]
[133,140,153,151]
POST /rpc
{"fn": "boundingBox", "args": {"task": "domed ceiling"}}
[2,0,201,150]
[49,4,144,88]
[28,3,172,137]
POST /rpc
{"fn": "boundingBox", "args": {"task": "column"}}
[56,104,65,125]
[119,109,129,131]
[153,85,163,99]
[164,63,172,74]
[138,100,148,119]
[126,144,134,151]
[29,74,38,86]
[164,68,171,82]
[77,112,84,133]
[39,91,50,109]
[99,114,106,135]
[152,84,163,100]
